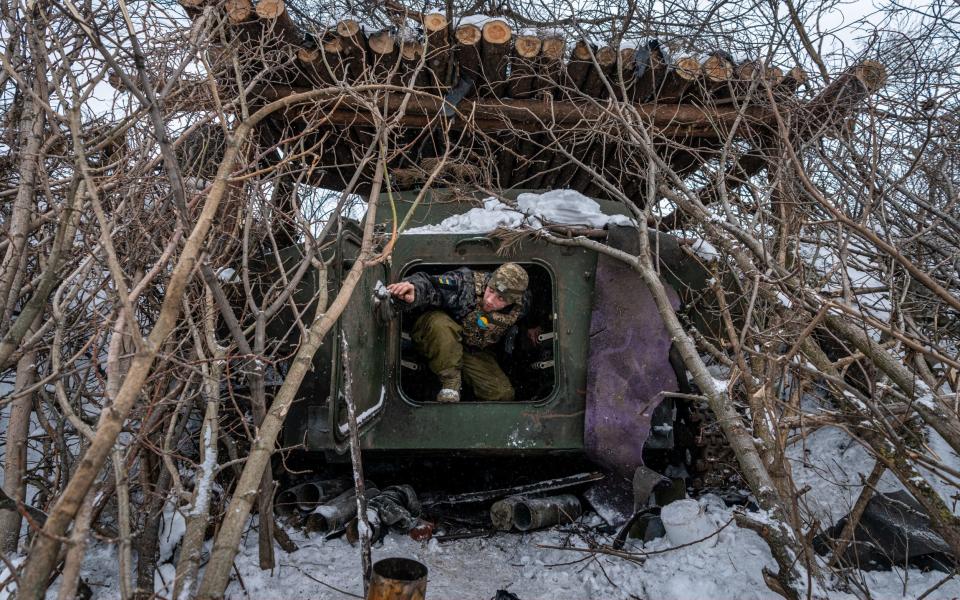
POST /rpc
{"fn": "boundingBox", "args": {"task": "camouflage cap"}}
[488,263,529,304]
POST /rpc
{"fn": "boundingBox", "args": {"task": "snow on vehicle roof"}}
[404,189,633,234]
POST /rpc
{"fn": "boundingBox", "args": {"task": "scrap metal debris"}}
[817,490,954,572]
[424,472,603,506]
[490,495,582,532]
[347,485,425,544]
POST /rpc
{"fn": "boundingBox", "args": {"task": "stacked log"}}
[631,40,667,102]
[226,0,253,24]
[701,51,735,97]
[187,4,879,197]
[582,44,617,98]
[564,40,594,93]
[615,44,637,100]
[367,29,399,83]
[454,21,483,87]
[506,30,542,99]
[536,34,566,99]
[657,55,700,103]
[335,16,368,81]
[479,19,512,96]
[422,10,451,90]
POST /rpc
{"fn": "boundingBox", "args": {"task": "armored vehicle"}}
[276,189,710,480]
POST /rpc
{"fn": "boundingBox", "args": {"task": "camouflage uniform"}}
[403,265,529,401]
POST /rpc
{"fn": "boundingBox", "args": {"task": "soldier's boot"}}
[436,368,461,403]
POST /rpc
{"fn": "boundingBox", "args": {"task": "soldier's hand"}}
[386,281,416,303]
[527,326,542,346]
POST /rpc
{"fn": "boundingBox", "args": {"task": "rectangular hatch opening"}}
[397,262,556,404]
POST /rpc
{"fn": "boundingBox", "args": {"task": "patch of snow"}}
[456,14,507,28]
[216,267,239,283]
[516,190,633,228]
[154,562,177,597]
[187,424,217,516]
[690,237,719,261]
[159,500,187,563]
[788,426,904,526]
[406,198,524,234]
[405,190,633,234]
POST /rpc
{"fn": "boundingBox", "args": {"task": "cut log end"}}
[297,47,320,63]
[675,56,700,80]
[255,0,284,20]
[784,66,807,85]
[225,0,253,23]
[737,61,759,81]
[515,35,542,59]
[596,46,617,67]
[455,23,482,45]
[572,40,592,61]
[482,20,511,45]
[766,66,784,84]
[702,55,733,82]
[323,37,344,54]
[401,40,423,61]
[619,47,637,70]
[368,30,396,55]
[423,11,448,33]
[336,19,361,38]
[855,60,887,91]
[541,36,566,61]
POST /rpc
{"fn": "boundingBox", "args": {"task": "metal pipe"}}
[290,479,347,512]
[366,557,428,600]
[307,486,381,532]
[275,488,299,516]
[513,495,582,531]
[490,496,525,531]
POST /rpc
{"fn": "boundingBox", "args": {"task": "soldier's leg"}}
[462,351,515,402]
[412,311,463,401]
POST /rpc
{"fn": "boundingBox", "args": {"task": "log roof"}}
[179,0,887,199]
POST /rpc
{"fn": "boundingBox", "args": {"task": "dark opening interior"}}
[398,263,555,403]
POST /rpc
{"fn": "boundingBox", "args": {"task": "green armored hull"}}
[279,190,708,467]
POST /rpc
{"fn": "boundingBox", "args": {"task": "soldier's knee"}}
[416,311,458,334]
[478,380,514,402]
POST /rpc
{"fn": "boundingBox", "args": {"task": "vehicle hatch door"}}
[330,227,388,452]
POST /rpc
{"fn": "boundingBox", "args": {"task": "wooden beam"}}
[254,85,777,137]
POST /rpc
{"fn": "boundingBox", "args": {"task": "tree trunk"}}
[0,341,38,553]
[196,149,385,600]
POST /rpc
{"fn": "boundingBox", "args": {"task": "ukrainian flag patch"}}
[476,314,490,329]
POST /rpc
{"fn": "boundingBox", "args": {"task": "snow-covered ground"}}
[5,403,959,599]
[29,491,957,600]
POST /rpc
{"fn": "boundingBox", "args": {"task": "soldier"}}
[386,263,530,403]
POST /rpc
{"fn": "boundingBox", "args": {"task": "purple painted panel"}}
[584,254,680,479]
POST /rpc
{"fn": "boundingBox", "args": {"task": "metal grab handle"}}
[454,237,495,253]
